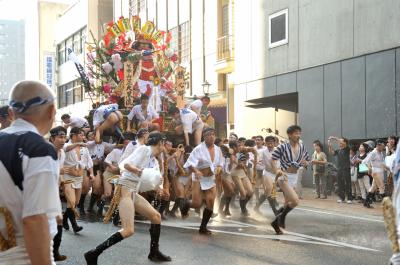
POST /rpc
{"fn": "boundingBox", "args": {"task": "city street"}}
[61,192,391,265]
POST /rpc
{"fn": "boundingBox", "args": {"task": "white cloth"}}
[137,80,162,112]
[119,142,141,164]
[119,145,159,183]
[189,99,203,114]
[260,147,279,173]
[63,142,93,170]
[363,149,385,173]
[69,116,89,128]
[86,141,115,160]
[92,103,119,128]
[184,142,223,190]
[0,119,60,265]
[180,108,202,134]
[58,149,65,169]
[104,149,123,166]
[127,104,159,122]
[255,147,266,170]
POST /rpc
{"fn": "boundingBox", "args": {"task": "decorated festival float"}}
[72,16,205,144]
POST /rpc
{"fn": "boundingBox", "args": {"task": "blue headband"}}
[9,96,55,113]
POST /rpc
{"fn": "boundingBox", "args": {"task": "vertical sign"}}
[43,53,54,88]
[124,61,135,108]
[175,66,186,109]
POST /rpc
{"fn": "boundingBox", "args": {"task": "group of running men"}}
[49,101,309,265]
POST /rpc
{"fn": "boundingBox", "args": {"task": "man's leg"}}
[337,171,345,202]
[135,194,171,262]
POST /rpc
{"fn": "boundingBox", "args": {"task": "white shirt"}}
[105,149,123,166]
[256,146,266,170]
[260,147,278,174]
[86,141,115,160]
[363,149,385,172]
[127,104,159,122]
[69,116,89,128]
[184,142,223,175]
[190,99,203,114]
[180,108,199,134]
[119,141,142,163]
[63,142,93,170]
[93,103,119,127]
[58,149,66,169]
[119,145,159,182]
[0,119,61,264]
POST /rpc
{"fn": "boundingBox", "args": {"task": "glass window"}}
[169,26,179,56]
[65,37,73,61]
[130,0,139,16]
[80,28,86,55]
[269,9,288,48]
[73,32,81,54]
[179,21,190,64]
[73,80,83,103]
[57,41,65,65]
[222,5,229,36]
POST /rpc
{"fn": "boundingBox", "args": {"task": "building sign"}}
[43,54,55,88]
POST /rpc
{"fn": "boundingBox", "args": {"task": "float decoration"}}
[86,16,182,109]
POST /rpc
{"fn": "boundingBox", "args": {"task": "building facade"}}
[0,20,25,105]
[54,0,113,123]
[233,0,400,185]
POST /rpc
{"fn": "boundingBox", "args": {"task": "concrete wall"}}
[234,0,400,84]
[235,48,399,185]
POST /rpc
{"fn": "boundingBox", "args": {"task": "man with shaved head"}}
[0,80,61,265]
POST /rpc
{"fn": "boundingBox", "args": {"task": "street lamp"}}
[202,80,211,96]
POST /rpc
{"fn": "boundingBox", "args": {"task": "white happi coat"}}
[184,142,223,190]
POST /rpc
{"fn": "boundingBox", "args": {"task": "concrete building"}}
[54,0,113,123]
[118,0,230,137]
[233,0,400,185]
[0,20,25,105]
[39,0,70,97]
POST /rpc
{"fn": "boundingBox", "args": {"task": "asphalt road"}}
[59,201,391,265]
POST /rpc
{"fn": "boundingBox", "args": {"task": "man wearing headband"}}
[0,80,61,264]
[84,131,171,264]
[61,114,90,133]
[49,126,68,262]
[119,128,149,163]
[169,106,204,146]
[62,127,92,234]
[181,127,223,235]
[126,94,160,132]
[0,105,12,129]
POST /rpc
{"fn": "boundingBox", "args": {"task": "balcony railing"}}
[217,35,234,61]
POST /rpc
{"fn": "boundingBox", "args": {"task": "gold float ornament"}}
[150,76,160,86]
[141,21,156,40]
[152,30,164,44]
[131,16,141,33]
[118,17,131,33]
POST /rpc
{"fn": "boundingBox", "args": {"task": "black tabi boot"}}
[66,208,83,233]
[180,199,191,219]
[148,224,172,262]
[112,209,120,227]
[364,193,374,208]
[97,199,105,218]
[168,200,179,218]
[277,206,294,229]
[84,232,124,265]
[267,196,279,216]
[271,206,284,234]
[254,194,267,212]
[239,199,249,216]
[199,208,213,235]
[53,225,67,261]
[78,193,87,215]
[224,197,232,216]
[87,193,99,213]
[62,210,69,231]
[158,200,169,220]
